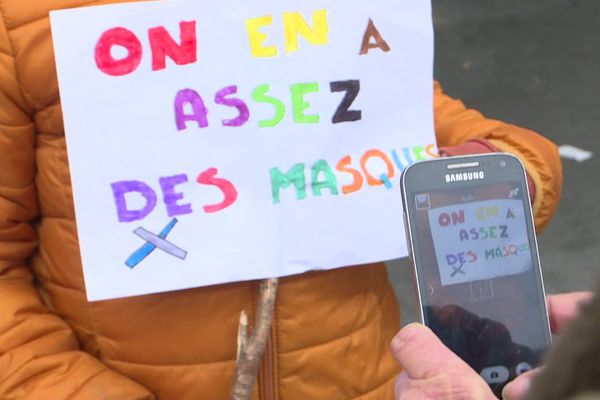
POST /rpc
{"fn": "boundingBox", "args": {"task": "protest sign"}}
[428,199,532,286]
[50,0,436,300]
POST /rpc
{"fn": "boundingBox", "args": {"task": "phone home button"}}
[480,366,509,384]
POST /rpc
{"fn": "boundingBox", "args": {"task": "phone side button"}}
[479,366,509,384]
[403,213,412,260]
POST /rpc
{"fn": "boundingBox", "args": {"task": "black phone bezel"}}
[400,152,552,362]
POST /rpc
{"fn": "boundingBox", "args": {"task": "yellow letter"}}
[283,10,328,53]
[246,15,277,57]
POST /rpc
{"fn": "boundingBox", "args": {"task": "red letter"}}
[95,27,142,76]
[148,21,197,71]
[451,211,465,225]
[196,168,238,213]
[439,213,451,227]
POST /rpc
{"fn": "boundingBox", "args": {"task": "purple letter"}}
[214,85,249,127]
[174,88,209,130]
[111,180,157,222]
[159,174,192,217]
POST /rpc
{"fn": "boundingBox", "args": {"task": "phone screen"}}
[408,179,550,394]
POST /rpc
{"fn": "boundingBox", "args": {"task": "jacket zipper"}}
[258,312,278,400]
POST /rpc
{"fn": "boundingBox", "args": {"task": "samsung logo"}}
[445,171,485,183]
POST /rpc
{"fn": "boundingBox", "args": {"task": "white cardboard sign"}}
[428,199,532,286]
[50,0,436,301]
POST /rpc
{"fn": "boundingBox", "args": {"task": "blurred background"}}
[387,0,600,324]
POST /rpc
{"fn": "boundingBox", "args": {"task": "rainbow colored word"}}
[111,168,237,223]
[173,80,362,130]
[93,11,390,75]
[445,250,478,269]
[485,243,530,260]
[270,144,436,203]
[438,205,502,227]
[458,225,509,241]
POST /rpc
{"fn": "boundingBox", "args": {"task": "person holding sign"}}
[0,1,562,399]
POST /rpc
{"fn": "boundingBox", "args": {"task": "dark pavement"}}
[388,0,600,324]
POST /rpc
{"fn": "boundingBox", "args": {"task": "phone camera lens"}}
[500,160,507,167]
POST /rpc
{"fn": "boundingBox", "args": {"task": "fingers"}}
[392,323,497,400]
[390,323,469,379]
[502,367,542,400]
[547,291,594,334]
[394,371,409,398]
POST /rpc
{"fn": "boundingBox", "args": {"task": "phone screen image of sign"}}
[411,182,549,396]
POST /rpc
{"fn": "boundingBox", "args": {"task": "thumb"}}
[391,323,469,379]
[502,368,541,400]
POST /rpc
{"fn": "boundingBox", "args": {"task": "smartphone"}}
[400,153,551,397]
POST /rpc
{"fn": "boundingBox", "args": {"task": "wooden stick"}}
[230,278,279,400]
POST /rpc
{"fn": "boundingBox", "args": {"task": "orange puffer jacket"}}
[0,1,561,399]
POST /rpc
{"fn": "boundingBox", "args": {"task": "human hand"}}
[502,291,594,400]
[391,322,496,399]
[391,292,593,400]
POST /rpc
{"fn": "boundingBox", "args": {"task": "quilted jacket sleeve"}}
[0,16,153,400]
[433,81,562,232]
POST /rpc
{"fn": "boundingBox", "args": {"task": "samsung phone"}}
[400,153,551,397]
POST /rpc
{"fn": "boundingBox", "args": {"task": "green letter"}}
[252,84,286,127]
[311,159,338,196]
[290,82,320,124]
[270,163,306,204]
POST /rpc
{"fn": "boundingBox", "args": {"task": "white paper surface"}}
[428,199,532,286]
[50,0,436,300]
